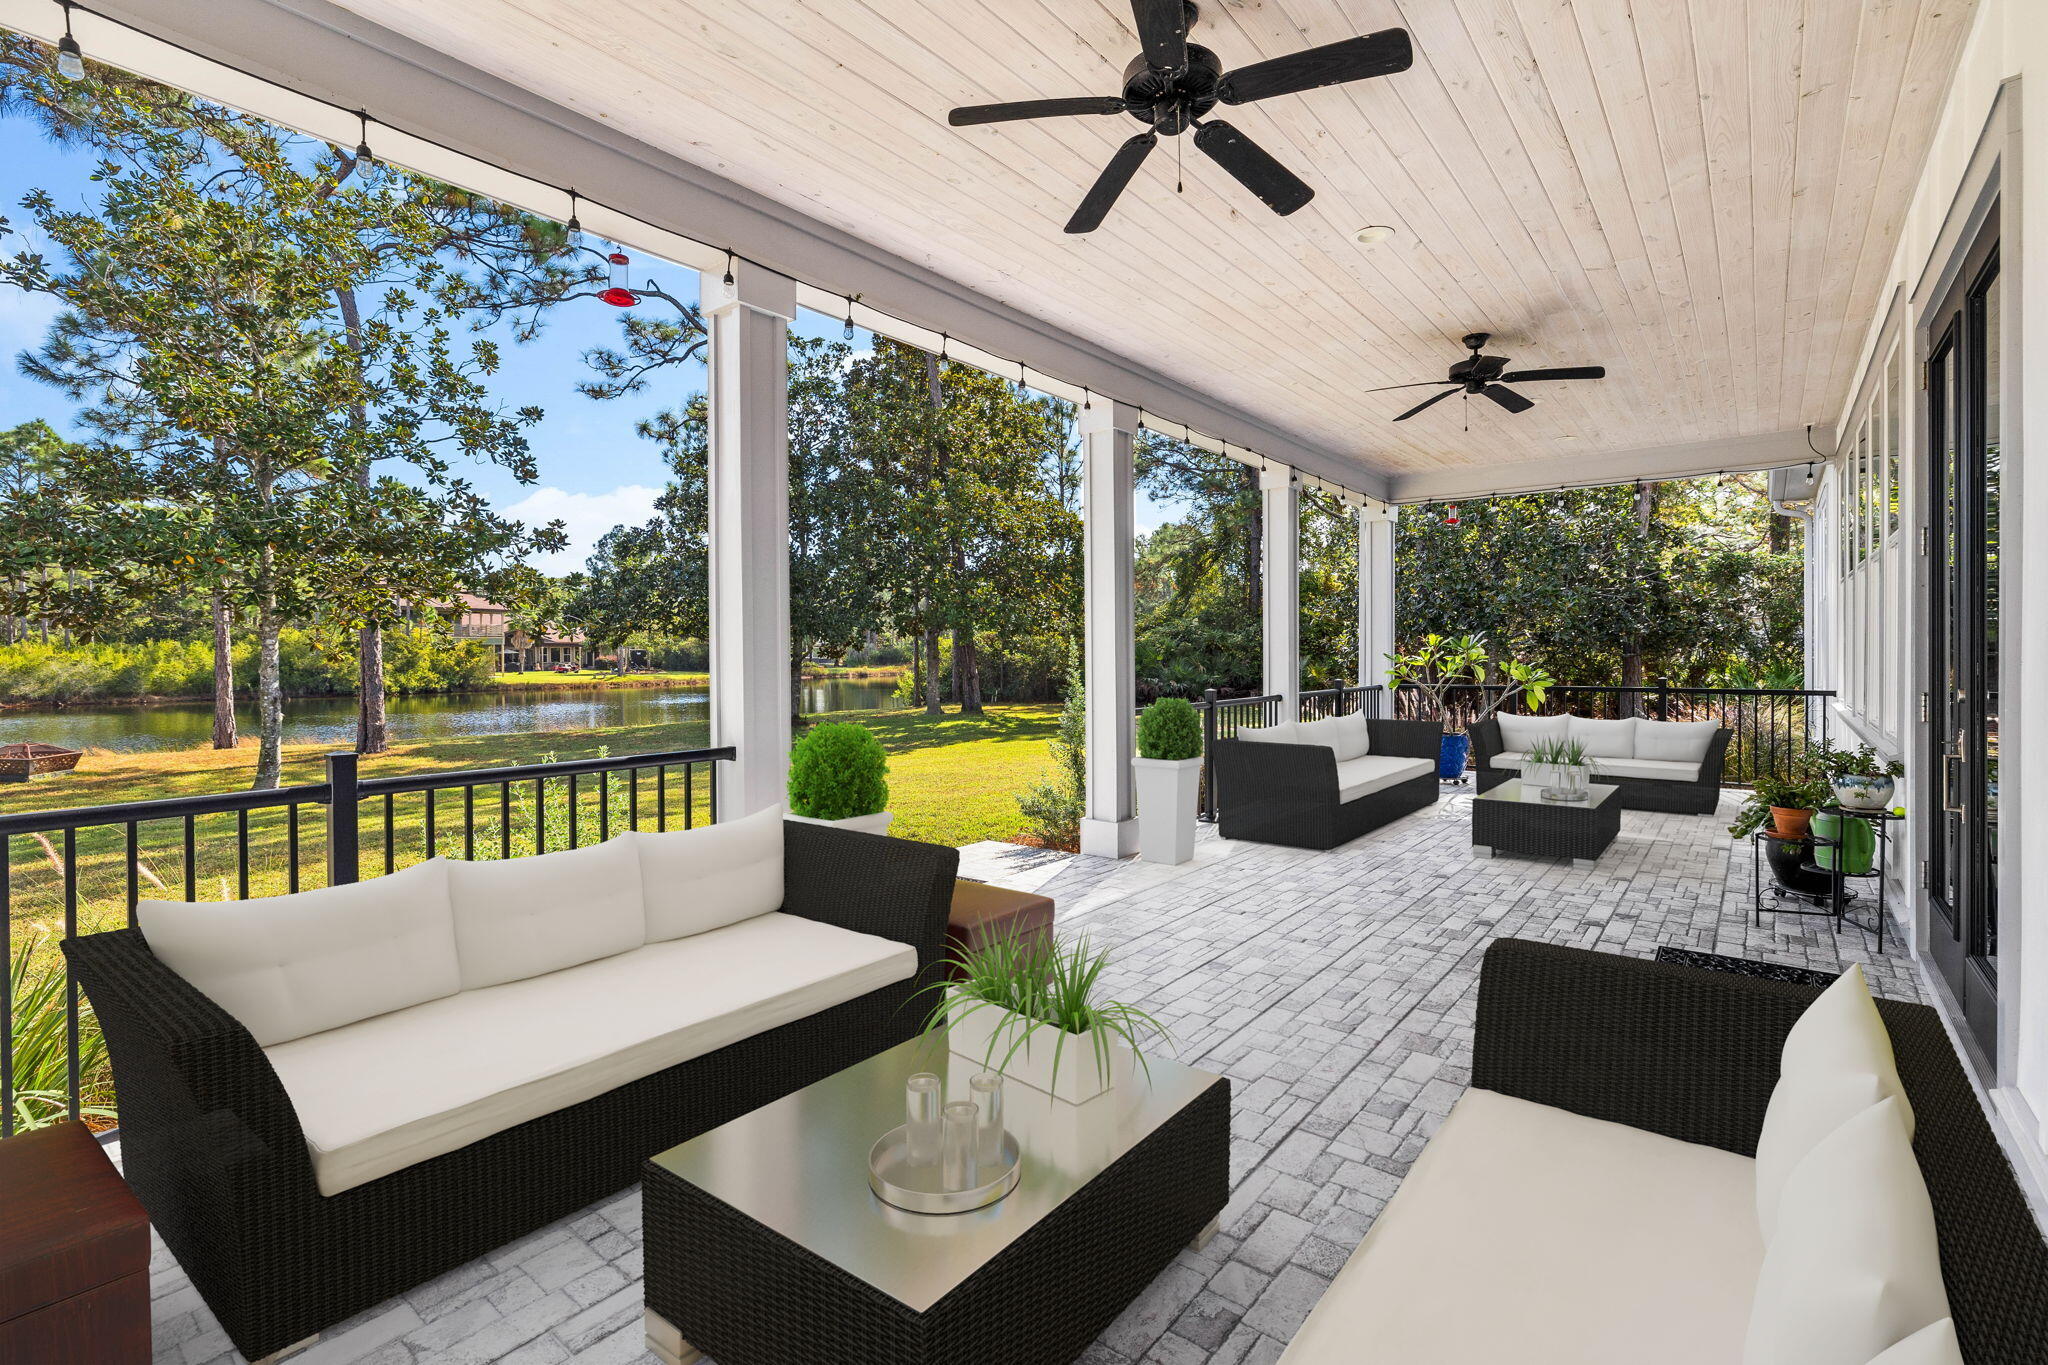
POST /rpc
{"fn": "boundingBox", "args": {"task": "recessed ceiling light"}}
[1354,224,1396,245]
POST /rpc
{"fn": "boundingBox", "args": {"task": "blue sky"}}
[0,119,1173,574]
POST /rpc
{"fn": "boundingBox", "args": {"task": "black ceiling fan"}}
[1371,333,1607,421]
[948,1,1412,234]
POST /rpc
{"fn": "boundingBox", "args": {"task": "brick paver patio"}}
[135,787,1913,1364]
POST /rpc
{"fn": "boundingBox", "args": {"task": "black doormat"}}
[1653,946,1839,990]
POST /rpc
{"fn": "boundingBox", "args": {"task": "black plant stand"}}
[1749,810,1898,953]
[1818,805,1901,954]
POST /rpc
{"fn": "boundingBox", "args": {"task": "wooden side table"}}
[0,1121,149,1364]
[946,878,1055,978]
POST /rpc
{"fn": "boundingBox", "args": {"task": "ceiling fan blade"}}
[1393,388,1459,421]
[1365,380,1459,393]
[1217,29,1414,105]
[1131,0,1190,71]
[1479,384,1535,414]
[1494,365,1607,384]
[1066,133,1158,234]
[1192,120,1314,216]
[949,96,1131,127]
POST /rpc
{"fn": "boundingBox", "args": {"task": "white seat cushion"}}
[1868,1319,1965,1365]
[1334,756,1433,803]
[266,912,917,1196]
[1634,718,1722,763]
[139,858,458,1047]
[1567,715,1639,759]
[1487,749,1529,771]
[633,803,784,942]
[447,836,645,989]
[1587,756,1702,782]
[1495,713,1568,751]
[1744,1099,1950,1365]
[1235,720,1297,744]
[1298,712,1371,761]
[1279,1088,1762,1365]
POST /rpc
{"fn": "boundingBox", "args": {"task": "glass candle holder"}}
[905,1072,942,1166]
[970,1072,1005,1167]
[941,1100,979,1191]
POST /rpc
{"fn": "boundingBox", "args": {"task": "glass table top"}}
[1473,777,1621,809]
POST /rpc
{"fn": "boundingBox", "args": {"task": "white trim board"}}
[1384,429,1835,504]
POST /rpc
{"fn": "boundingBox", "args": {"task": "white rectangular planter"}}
[786,810,894,836]
[1132,755,1201,865]
[944,993,1134,1106]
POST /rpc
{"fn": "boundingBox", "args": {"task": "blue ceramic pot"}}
[1438,732,1470,780]
[1831,774,1895,811]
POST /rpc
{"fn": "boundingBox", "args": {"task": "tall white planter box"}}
[1132,755,1201,865]
[945,993,1134,1105]
[787,810,895,836]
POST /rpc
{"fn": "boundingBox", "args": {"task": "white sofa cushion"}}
[1868,1319,1964,1365]
[1487,749,1529,771]
[1334,756,1434,804]
[633,803,784,942]
[1278,1087,1762,1365]
[1780,965,1915,1138]
[1298,712,1371,761]
[1743,1099,1950,1365]
[1567,715,1638,759]
[265,911,917,1195]
[1585,756,1702,782]
[139,858,458,1048]
[1495,713,1567,752]
[1235,720,1297,744]
[447,836,645,989]
[1634,718,1722,763]
[1754,1070,1889,1237]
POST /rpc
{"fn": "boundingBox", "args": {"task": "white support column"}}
[1261,465,1300,714]
[1078,400,1138,860]
[1357,503,1398,689]
[704,261,797,818]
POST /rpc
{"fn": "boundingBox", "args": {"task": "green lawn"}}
[485,665,904,688]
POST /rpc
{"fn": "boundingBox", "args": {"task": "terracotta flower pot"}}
[1769,806,1814,839]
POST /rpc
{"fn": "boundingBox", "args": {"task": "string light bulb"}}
[55,1,84,80]
[354,110,375,166]
[843,296,856,341]
[722,250,734,288]
[565,189,582,240]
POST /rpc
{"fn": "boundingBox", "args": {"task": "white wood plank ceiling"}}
[329,0,1974,483]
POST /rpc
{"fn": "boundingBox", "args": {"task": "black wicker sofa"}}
[1211,716,1442,850]
[1471,713,1732,814]
[1279,939,2048,1364]
[64,817,957,1361]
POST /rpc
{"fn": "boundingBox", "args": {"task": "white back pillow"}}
[1565,715,1638,759]
[1753,1070,1889,1237]
[447,836,645,989]
[1495,713,1567,752]
[1742,1099,1950,1365]
[1867,1319,1965,1365]
[1779,964,1915,1137]
[1634,718,1722,763]
[1297,714,1370,762]
[140,857,458,1047]
[1235,721,1297,745]
[634,803,785,941]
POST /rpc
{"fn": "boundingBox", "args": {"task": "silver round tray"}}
[1539,789,1590,803]
[867,1124,1021,1214]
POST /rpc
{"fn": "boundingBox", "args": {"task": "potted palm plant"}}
[1133,697,1203,865]
[1384,633,1554,779]
[785,721,893,835]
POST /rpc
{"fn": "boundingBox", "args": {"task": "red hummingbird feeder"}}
[1444,503,1461,526]
[600,251,637,308]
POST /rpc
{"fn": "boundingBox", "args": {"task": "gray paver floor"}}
[137,786,1912,1363]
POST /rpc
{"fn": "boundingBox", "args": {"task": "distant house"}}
[436,593,593,672]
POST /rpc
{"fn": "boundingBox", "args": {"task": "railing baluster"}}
[658,766,668,831]
[383,794,396,876]
[687,763,698,829]
[64,827,79,1121]
[629,768,640,831]
[599,772,610,842]
[288,805,301,893]
[3,836,14,1137]
[534,779,546,854]
[500,782,512,860]
[183,815,196,901]
[464,785,476,861]
[425,789,437,860]
[237,809,250,899]
[125,822,139,926]
[569,773,580,848]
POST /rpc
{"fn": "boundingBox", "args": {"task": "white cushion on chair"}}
[1299,713,1371,761]
[632,803,784,941]
[1635,719,1722,763]
[1586,757,1701,782]
[1567,716,1638,758]
[1867,1320,1965,1365]
[1334,756,1433,803]
[1754,1070,1890,1237]
[1495,714,1567,752]
[1235,721,1298,744]
[447,837,645,989]
[1742,1099,1950,1365]
[138,857,459,1048]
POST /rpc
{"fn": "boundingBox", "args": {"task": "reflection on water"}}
[0,679,903,754]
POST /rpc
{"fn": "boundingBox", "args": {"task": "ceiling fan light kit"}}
[947,1,1413,233]
[1368,333,1608,423]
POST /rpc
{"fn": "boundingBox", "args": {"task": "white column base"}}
[1079,817,1138,859]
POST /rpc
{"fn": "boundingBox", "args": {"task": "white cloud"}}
[501,483,663,575]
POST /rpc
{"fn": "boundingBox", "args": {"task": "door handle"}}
[1943,747,1967,819]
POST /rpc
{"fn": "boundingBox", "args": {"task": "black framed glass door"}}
[1924,204,2000,1057]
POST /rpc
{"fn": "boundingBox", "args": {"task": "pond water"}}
[0,678,904,754]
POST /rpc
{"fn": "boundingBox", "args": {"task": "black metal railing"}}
[1,745,732,1136]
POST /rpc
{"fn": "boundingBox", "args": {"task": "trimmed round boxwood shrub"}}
[1137,697,1202,761]
[787,721,890,819]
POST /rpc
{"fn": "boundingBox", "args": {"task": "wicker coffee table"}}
[642,1033,1230,1365]
[1472,778,1622,866]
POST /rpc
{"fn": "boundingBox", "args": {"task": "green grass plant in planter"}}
[1137,697,1202,761]
[787,721,889,821]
